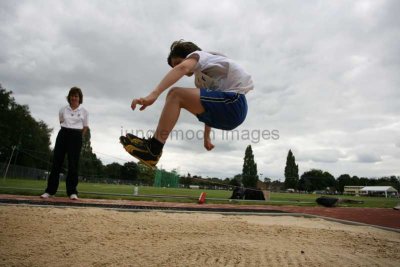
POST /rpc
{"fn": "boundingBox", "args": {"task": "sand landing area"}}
[1,204,400,267]
[1,194,400,230]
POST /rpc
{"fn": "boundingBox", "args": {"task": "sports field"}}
[0,178,398,208]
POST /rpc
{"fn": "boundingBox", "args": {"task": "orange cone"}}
[198,192,207,204]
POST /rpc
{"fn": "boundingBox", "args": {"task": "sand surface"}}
[1,205,400,267]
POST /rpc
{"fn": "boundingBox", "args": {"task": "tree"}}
[229,174,242,187]
[121,161,139,180]
[136,162,154,184]
[0,84,52,169]
[242,145,258,188]
[299,169,336,192]
[359,177,370,187]
[270,180,284,192]
[350,175,360,186]
[104,162,123,179]
[376,176,400,191]
[284,150,299,190]
[79,129,103,178]
[336,174,351,193]
[389,176,400,191]
[179,175,193,187]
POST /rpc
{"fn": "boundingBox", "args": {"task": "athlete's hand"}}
[204,137,215,151]
[131,91,159,111]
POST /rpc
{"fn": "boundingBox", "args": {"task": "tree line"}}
[0,85,52,170]
[2,84,398,190]
[180,146,400,192]
[283,149,400,193]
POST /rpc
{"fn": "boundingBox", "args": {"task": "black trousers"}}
[45,127,82,196]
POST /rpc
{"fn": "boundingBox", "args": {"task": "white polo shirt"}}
[59,105,89,130]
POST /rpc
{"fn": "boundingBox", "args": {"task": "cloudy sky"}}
[1,0,399,180]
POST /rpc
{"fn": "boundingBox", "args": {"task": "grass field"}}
[0,178,399,208]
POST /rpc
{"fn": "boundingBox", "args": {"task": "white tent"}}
[360,186,398,198]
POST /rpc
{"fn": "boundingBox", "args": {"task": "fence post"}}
[3,146,16,180]
[133,186,139,196]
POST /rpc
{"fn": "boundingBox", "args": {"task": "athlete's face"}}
[171,57,193,77]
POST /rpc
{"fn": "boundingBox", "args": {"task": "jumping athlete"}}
[120,40,254,167]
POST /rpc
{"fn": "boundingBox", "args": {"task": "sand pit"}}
[1,205,399,266]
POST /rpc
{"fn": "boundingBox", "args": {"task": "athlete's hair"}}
[167,40,201,67]
[67,87,83,104]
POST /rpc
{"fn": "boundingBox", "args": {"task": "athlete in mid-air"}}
[120,40,254,167]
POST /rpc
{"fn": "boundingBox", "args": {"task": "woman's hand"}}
[82,127,89,137]
[131,91,160,111]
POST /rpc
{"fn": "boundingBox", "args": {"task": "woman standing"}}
[41,87,89,200]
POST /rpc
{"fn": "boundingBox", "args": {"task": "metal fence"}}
[1,162,48,180]
[1,162,138,185]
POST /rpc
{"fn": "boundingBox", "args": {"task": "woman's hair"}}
[167,40,201,67]
[67,87,83,104]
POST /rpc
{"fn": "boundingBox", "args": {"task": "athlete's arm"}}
[131,58,198,111]
[153,57,197,96]
[204,124,215,151]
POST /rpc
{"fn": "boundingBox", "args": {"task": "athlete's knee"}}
[166,87,182,101]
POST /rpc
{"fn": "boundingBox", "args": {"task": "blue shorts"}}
[197,89,248,130]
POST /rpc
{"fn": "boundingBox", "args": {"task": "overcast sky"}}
[1,0,399,180]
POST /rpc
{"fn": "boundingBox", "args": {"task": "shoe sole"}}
[125,133,143,145]
[119,136,157,170]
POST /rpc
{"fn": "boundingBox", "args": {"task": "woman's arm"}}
[59,108,65,124]
[82,110,89,136]
[82,126,88,136]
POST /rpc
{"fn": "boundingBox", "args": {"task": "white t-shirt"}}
[59,105,89,130]
[187,51,254,94]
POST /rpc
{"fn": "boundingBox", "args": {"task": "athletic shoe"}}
[40,193,53,199]
[119,135,161,168]
[125,133,143,144]
[70,194,79,200]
